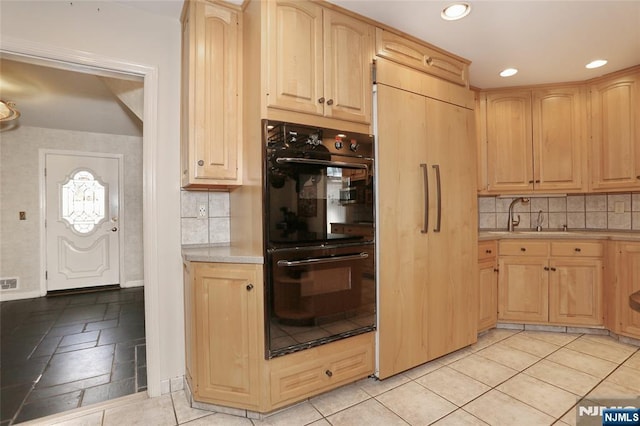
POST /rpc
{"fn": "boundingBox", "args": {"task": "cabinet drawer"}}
[499,240,549,257]
[269,333,374,408]
[551,241,604,257]
[478,240,498,261]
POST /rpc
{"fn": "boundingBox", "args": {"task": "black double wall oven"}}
[263,120,376,358]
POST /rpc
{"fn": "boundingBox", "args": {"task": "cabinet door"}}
[619,243,640,337]
[323,9,372,124]
[532,87,587,192]
[478,259,498,332]
[548,258,603,326]
[423,97,477,360]
[498,257,548,322]
[193,263,262,408]
[590,71,640,191]
[267,0,323,115]
[486,91,534,192]
[182,1,241,186]
[377,84,429,379]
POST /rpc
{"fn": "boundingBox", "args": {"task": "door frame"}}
[1,39,162,397]
[40,150,125,292]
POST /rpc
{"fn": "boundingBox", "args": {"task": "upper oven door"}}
[266,154,374,247]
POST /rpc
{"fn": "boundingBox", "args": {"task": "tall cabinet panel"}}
[377,85,429,378]
[377,82,477,379]
[590,71,640,191]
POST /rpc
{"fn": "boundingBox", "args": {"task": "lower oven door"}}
[266,243,376,358]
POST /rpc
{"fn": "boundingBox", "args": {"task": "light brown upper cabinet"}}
[375,28,470,88]
[589,69,640,192]
[266,0,373,125]
[181,0,242,188]
[480,86,587,194]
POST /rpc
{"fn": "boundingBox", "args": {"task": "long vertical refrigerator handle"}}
[420,163,429,233]
[432,164,441,232]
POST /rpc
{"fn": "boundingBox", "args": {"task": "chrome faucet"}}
[507,197,530,231]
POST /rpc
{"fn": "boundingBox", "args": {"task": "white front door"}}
[45,152,121,291]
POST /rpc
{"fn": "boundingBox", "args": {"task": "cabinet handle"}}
[432,164,442,233]
[520,247,527,252]
[420,164,429,234]
[574,248,582,252]
[325,369,333,377]
[326,99,334,106]
[197,160,204,166]
[486,249,492,254]
[318,97,325,104]
[636,176,640,180]
[528,180,534,184]
[550,267,557,272]
[535,180,540,183]
[493,268,499,272]
[246,283,254,291]
[544,266,550,271]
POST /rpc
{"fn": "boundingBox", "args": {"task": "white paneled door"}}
[45,152,121,291]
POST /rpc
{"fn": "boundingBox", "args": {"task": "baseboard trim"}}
[0,289,42,302]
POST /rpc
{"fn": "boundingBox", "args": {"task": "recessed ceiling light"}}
[500,68,518,77]
[586,59,608,69]
[441,3,471,21]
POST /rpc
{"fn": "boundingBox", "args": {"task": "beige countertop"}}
[479,230,640,242]
[182,244,264,264]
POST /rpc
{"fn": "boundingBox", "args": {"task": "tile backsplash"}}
[181,190,230,245]
[479,193,640,231]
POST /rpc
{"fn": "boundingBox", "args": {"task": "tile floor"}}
[0,288,146,425]
[18,328,640,426]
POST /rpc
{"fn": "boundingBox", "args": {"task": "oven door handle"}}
[275,157,369,171]
[277,252,369,267]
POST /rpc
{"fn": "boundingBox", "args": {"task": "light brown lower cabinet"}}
[183,261,374,413]
[498,240,604,326]
[611,242,640,339]
[478,240,498,331]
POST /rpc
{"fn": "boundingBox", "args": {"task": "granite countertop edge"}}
[479,230,640,242]
[182,244,264,264]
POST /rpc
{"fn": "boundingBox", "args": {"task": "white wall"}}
[0,126,143,297]
[0,0,184,390]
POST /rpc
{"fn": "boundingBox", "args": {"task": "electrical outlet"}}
[198,204,208,219]
[614,201,625,214]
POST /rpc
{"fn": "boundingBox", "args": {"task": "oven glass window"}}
[269,246,376,357]
[267,165,373,246]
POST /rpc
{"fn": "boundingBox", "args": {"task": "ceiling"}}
[1,0,639,134]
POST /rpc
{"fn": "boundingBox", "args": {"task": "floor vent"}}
[0,277,19,290]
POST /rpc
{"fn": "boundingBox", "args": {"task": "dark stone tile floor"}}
[0,287,146,425]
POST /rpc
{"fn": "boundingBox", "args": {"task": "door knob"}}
[246,283,254,291]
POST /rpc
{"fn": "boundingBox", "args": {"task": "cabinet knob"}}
[318,97,325,104]
[528,180,534,184]
[544,266,550,271]
[486,249,492,254]
[574,247,582,252]
[520,247,526,252]
[326,99,334,106]
[636,176,640,180]
[325,369,333,377]
[550,267,557,272]
[197,160,204,166]
[246,283,254,291]
[493,268,499,273]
